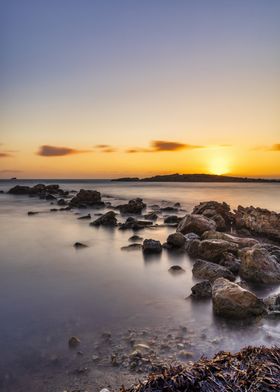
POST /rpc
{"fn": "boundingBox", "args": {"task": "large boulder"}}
[192,201,234,230]
[192,259,235,282]
[142,239,162,254]
[118,198,146,214]
[202,231,259,248]
[166,232,186,248]
[212,278,266,318]
[90,211,117,226]
[234,206,280,241]
[177,214,216,236]
[239,246,280,284]
[69,189,104,208]
[195,239,238,262]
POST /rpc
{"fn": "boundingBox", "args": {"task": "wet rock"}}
[234,205,280,241]
[77,213,91,220]
[212,277,266,318]
[177,214,216,235]
[90,211,117,226]
[119,217,153,231]
[160,206,178,213]
[167,232,186,248]
[164,215,181,224]
[142,239,162,254]
[144,212,158,221]
[118,198,146,214]
[191,280,212,298]
[193,201,235,230]
[202,231,259,248]
[121,243,142,251]
[195,239,238,262]
[192,259,235,282]
[69,189,104,208]
[168,265,185,273]
[240,246,280,284]
[73,242,88,249]
[129,235,143,242]
[68,336,80,347]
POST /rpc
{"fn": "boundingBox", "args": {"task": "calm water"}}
[0,180,279,391]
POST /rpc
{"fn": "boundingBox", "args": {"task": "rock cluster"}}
[69,189,104,208]
[117,198,146,214]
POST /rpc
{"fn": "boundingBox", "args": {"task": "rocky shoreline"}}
[4,183,280,391]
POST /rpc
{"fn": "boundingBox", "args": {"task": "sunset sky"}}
[1,0,279,178]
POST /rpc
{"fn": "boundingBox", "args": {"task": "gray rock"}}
[177,214,216,235]
[212,278,266,318]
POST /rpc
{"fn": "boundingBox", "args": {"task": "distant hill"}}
[112,173,280,183]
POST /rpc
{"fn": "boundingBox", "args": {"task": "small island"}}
[112,173,280,183]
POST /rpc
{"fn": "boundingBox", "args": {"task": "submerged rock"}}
[168,265,185,273]
[142,239,162,254]
[212,278,266,318]
[240,246,280,284]
[90,211,117,226]
[121,244,142,251]
[177,214,216,235]
[73,242,88,249]
[191,280,212,298]
[129,235,143,242]
[192,259,235,282]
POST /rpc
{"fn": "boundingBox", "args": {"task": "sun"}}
[209,157,230,175]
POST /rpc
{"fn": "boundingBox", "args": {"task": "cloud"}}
[125,140,203,153]
[253,144,280,152]
[270,144,280,151]
[94,144,118,153]
[0,169,23,173]
[0,152,12,158]
[37,145,91,157]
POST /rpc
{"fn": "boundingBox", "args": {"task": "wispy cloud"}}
[125,140,204,153]
[37,145,91,157]
[0,169,23,173]
[270,144,280,151]
[0,152,13,158]
[253,144,280,152]
[94,144,118,153]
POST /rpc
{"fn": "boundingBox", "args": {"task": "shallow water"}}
[0,180,279,391]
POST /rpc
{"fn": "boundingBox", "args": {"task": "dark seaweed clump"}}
[122,346,280,392]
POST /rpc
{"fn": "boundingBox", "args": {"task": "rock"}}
[100,389,110,392]
[212,278,266,318]
[185,232,200,241]
[144,212,158,221]
[129,235,143,242]
[27,211,39,215]
[119,217,153,231]
[192,259,235,282]
[8,184,65,198]
[178,350,194,359]
[234,205,280,241]
[69,189,104,208]
[194,239,239,262]
[142,239,162,254]
[8,185,31,195]
[77,213,91,220]
[239,246,280,284]
[193,201,235,230]
[57,198,67,206]
[174,202,181,208]
[177,214,216,235]
[219,252,241,274]
[68,336,80,347]
[202,231,259,248]
[169,265,185,273]
[121,244,142,251]
[263,294,280,313]
[160,206,178,213]
[90,211,117,226]
[191,280,212,298]
[46,194,57,200]
[261,244,280,263]
[167,232,186,248]
[164,215,181,224]
[73,242,88,248]
[118,198,146,214]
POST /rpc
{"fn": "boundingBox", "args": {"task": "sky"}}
[0,0,279,178]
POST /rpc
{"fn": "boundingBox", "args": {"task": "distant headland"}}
[112,173,280,183]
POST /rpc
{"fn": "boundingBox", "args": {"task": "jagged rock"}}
[261,244,280,263]
[142,239,162,254]
[193,201,235,230]
[177,214,216,235]
[202,231,259,248]
[69,189,104,208]
[192,259,235,282]
[240,246,280,284]
[166,232,186,248]
[191,280,212,298]
[118,198,146,214]
[212,278,266,318]
[219,252,241,274]
[90,211,117,226]
[185,238,238,263]
[119,217,153,231]
[164,215,181,224]
[144,212,158,221]
[234,205,280,241]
